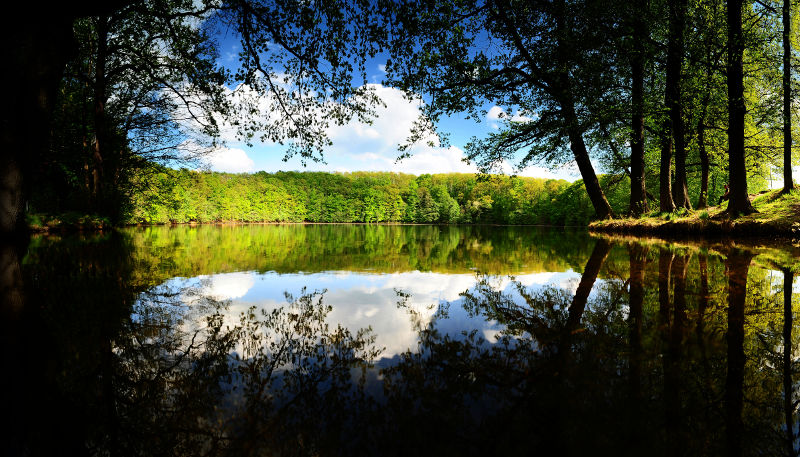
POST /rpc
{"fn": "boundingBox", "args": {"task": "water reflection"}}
[3,226,800,456]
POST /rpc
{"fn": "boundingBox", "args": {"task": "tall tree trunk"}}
[783,269,794,457]
[565,108,616,220]
[725,249,753,457]
[727,0,756,216]
[551,0,614,220]
[698,117,710,208]
[661,0,681,213]
[629,0,650,217]
[0,16,75,236]
[660,124,676,212]
[669,0,691,209]
[783,0,794,194]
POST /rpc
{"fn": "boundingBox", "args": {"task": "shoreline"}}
[589,189,800,239]
[28,219,591,234]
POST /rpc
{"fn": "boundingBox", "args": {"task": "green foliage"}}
[122,167,625,226]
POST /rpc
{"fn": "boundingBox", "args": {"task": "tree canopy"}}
[3,0,799,233]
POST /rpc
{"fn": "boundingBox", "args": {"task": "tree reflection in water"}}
[2,232,799,456]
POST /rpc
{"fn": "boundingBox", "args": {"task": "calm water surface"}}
[3,224,800,456]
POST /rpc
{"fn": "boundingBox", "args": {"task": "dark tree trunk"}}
[552,0,614,220]
[660,126,676,212]
[725,249,753,457]
[629,0,649,216]
[660,0,681,214]
[783,269,794,456]
[566,114,616,220]
[92,16,110,213]
[668,0,691,210]
[783,0,794,194]
[0,16,75,237]
[698,118,710,208]
[727,0,756,216]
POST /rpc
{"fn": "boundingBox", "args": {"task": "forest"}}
[45,168,635,226]
[4,0,800,234]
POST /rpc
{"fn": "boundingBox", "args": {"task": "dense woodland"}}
[4,0,800,233]
[119,169,633,225]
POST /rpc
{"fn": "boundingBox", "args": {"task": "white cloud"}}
[486,105,533,129]
[202,146,255,173]
[378,64,387,73]
[393,145,477,175]
[319,84,482,175]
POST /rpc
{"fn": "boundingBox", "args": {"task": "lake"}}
[3,224,799,456]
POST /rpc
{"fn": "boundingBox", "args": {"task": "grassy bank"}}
[590,189,800,237]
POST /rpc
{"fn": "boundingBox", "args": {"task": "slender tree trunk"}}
[727,0,756,216]
[661,1,681,213]
[629,0,649,217]
[725,249,753,457]
[565,111,616,220]
[669,0,691,209]
[783,0,794,194]
[783,269,795,456]
[698,118,710,208]
[660,125,676,212]
[551,0,614,220]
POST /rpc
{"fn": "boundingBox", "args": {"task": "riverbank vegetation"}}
[31,168,631,227]
[591,188,800,236]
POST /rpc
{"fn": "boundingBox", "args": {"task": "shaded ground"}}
[590,189,800,237]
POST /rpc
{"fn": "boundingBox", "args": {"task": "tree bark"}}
[551,0,615,220]
[698,118,710,208]
[783,0,794,194]
[565,107,615,220]
[629,0,650,217]
[0,16,75,237]
[668,0,691,210]
[726,0,756,216]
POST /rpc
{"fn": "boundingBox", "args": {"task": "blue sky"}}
[195,34,583,181]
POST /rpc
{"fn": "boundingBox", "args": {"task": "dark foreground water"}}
[2,224,799,456]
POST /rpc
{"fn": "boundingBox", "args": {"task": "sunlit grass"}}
[590,188,800,235]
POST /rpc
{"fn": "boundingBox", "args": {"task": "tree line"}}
[122,169,632,226]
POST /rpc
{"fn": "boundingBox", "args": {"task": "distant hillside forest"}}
[113,169,632,226]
